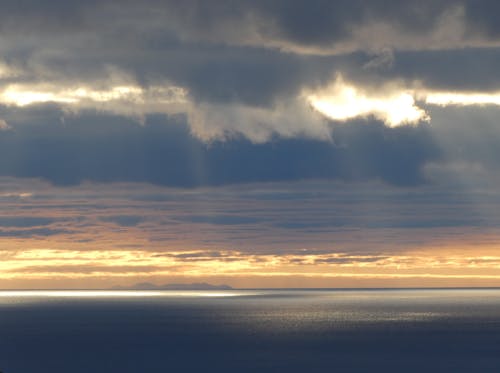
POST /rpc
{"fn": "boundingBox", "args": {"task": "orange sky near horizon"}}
[1,178,500,289]
[2,229,500,289]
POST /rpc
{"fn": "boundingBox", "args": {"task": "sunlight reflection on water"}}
[0,290,256,299]
[2,289,500,372]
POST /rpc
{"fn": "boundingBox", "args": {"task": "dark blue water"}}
[1,289,500,372]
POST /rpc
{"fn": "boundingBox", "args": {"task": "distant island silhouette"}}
[111,282,233,291]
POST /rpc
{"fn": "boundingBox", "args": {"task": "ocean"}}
[1,289,500,372]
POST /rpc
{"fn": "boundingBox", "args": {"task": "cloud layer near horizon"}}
[2,177,500,288]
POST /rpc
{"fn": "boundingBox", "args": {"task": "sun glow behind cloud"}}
[307,77,500,127]
[426,91,500,106]
[3,247,500,288]
[306,76,430,127]
[0,83,189,112]
[3,73,500,143]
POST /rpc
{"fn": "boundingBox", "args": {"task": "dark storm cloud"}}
[0,0,93,33]
[365,48,500,92]
[171,49,340,106]
[0,0,342,108]
[163,0,455,45]
[0,0,454,40]
[0,0,498,110]
[427,106,500,173]
[463,0,500,38]
[0,0,498,188]
[0,111,439,187]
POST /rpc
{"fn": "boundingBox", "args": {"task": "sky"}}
[2,0,500,288]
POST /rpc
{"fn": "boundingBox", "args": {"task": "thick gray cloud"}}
[0,110,439,186]
[0,0,498,108]
[365,48,500,92]
[160,0,456,46]
[0,0,497,187]
[463,0,500,38]
[1,101,500,189]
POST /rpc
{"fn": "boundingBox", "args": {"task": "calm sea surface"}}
[1,289,500,372]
